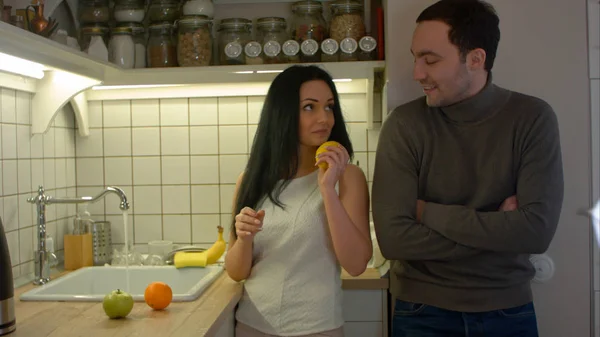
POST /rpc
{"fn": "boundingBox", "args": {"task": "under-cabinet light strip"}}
[0,52,45,79]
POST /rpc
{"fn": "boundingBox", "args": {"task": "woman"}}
[225,65,372,337]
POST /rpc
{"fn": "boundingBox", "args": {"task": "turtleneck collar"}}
[438,72,510,124]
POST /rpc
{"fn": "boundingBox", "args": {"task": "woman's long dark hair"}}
[231,65,353,237]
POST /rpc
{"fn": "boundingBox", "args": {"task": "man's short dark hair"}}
[417,0,500,71]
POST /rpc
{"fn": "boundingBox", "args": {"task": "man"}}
[372,0,564,336]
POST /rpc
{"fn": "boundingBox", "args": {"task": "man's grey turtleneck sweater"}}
[372,75,564,312]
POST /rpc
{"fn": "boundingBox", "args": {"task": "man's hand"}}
[499,195,518,211]
[416,200,426,222]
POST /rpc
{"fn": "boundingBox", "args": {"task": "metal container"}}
[86,221,112,266]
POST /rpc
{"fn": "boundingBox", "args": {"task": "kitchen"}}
[0,0,598,336]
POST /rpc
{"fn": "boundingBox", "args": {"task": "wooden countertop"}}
[11,268,387,337]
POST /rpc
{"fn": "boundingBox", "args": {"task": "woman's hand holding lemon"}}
[315,141,349,189]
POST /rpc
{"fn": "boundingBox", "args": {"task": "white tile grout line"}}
[188,97,193,244]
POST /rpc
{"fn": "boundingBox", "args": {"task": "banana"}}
[173,225,226,268]
[205,225,226,264]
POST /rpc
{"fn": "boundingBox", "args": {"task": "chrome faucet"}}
[27,185,130,285]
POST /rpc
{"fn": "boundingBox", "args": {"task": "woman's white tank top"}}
[235,170,343,336]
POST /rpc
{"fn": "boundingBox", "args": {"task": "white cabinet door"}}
[214,309,235,337]
[344,322,383,337]
[343,289,383,322]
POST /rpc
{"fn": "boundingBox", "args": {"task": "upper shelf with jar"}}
[0,0,387,135]
[72,0,384,69]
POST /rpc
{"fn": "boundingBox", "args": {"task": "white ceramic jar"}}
[109,27,135,68]
[182,0,214,17]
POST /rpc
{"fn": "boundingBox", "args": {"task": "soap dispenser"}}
[0,217,16,335]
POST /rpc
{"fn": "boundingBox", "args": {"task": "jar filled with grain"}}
[289,1,327,44]
[217,18,252,65]
[147,22,178,67]
[177,15,213,67]
[117,22,146,68]
[148,0,180,23]
[256,17,287,64]
[329,0,365,43]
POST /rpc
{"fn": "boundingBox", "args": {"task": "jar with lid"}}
[358,36,377,61]
[339,37,358,62]
[148,0,180,23]
[282,39,300,63]
[244,41,263,65]
[321,38,338,62]
[329,0,366,43]
[79,24,110,61]
[113,0,145,23]
[78,0,110,24]
[300,38,319,63]
[182,0,213,17]
[177,15,213,67]
[109,26,135,68]
[289,1,327,44]
[217,18,252,65]
[117,22,146,68]
[256,17,287,64]
[147,22,178,67]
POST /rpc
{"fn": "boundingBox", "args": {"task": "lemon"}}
[315,141,341,169]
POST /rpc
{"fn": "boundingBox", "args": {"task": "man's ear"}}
[466,48,487,71]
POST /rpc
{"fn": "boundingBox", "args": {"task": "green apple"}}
[103,289,134,319]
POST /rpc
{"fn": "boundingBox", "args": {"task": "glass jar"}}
[79,24,109,53]
[339,37,358,62]
[300,38,319,63]
[358,35,377,61]
[109,26,135,68]
[117,22,146,68]
[182,0,213,17]
[113,0,145,23]
[244,41,264,65]
[321,38,339,62]
[147,22,178,67]
[329,0,366,43]
[282,39,300,63]
[78,0,110,24]
[148,0,180,23]
[256,17,287,64]
[289,0,327,44]
[177,15,213,67]
[217,18,252,65]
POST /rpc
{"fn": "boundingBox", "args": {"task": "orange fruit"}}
[144,281,172,310]
[315,141,341,170]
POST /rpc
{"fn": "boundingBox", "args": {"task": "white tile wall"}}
[1,87,78,280]
[77,95,379,248]
[2,85,379,281]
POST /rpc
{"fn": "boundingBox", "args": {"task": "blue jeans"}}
[392,299,539,337]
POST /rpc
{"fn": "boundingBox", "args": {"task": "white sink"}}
[19,265,224,302]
